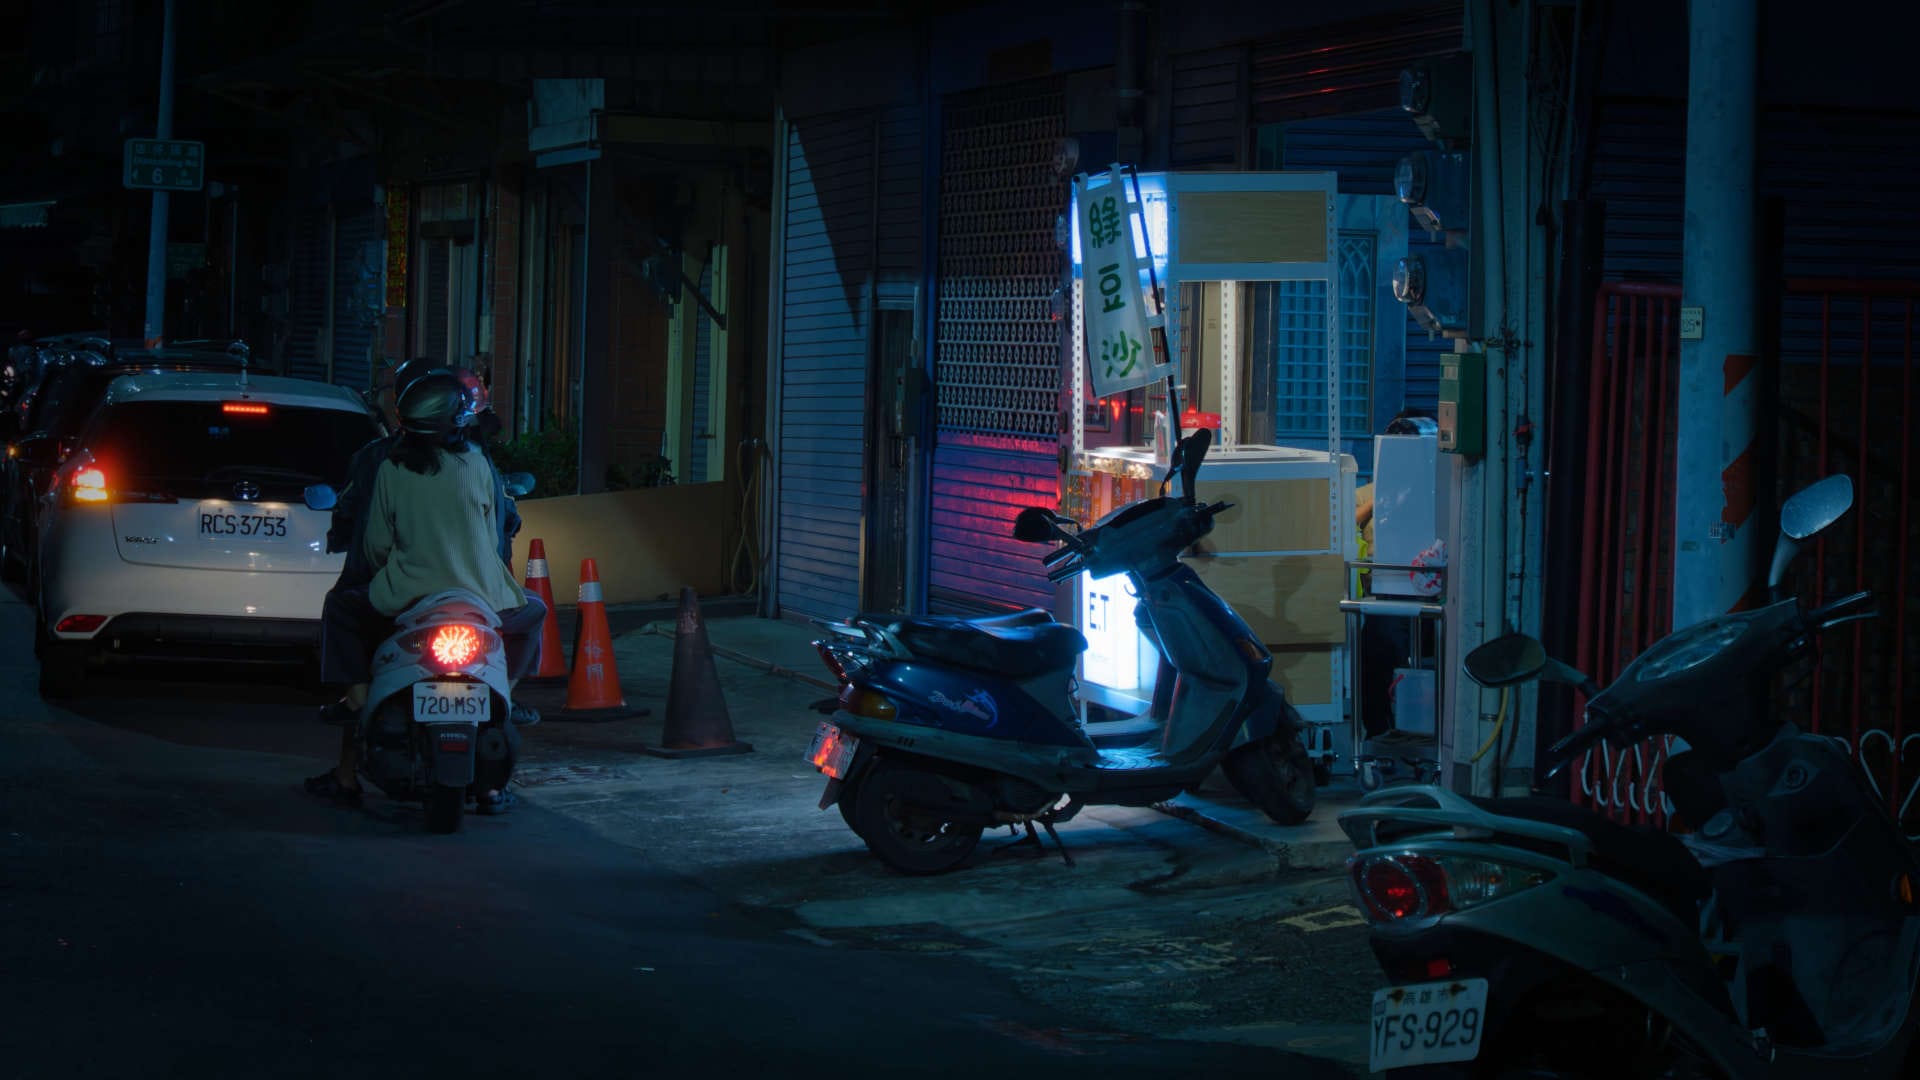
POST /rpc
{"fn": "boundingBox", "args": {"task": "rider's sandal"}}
[303,772,364,807]
[475,789,517,816]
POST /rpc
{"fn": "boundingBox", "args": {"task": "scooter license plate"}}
[413,680,491,723]
[1369,977,1488,1070]
[807,722,858,780]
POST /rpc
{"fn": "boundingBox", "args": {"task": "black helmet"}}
[392,356,441,399]
[396,370,474,437]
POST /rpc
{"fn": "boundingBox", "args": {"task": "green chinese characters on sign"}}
[1088,194,1123,249]
[1096,262,1127,314]
[1100,329,1144,379]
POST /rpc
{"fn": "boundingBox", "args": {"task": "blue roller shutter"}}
[775,111,875,619]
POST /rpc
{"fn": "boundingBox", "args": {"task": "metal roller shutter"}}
[330,205,383,390]
[1249,3,1462,125]
[422,241,450,368]
[1169,46,1245,169]
[286,208,329,381]
[928,80,1066,615]
[775,111,876,619]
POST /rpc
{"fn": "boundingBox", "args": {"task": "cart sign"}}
[1074,166,1170,399]
[123,139,205,192]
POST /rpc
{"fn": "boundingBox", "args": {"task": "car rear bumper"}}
[94,612,321,655]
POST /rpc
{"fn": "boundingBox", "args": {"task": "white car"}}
[34,370,382,697]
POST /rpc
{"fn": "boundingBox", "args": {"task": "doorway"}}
[863,281,922,614]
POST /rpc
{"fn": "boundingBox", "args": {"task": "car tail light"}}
[431,625,483,667]
[69,466,109,503]
[1348,852,1550,923]
[816,642,850,684]
[222,402,270,417]
[55,614,108,634]
[837,684,897,719]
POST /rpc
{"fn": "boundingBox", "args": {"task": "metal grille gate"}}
[928,81,1066,614]
[1571,279,1920,833]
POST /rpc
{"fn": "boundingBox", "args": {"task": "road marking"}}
[1278,905,1366,932]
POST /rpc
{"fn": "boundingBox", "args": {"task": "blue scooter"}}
[806,428,1317,874]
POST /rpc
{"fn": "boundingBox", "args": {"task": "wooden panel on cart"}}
[1186,553,1346,645]
[1192,477,1331,553]
[1177,191,1327,265]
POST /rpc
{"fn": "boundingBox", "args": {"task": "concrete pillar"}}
[1674,0,1761,628]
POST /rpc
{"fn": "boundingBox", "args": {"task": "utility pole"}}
[1673,0,1760,629]
[143,0,177,348]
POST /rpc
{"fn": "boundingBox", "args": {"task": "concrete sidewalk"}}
[510,609,1376,1070]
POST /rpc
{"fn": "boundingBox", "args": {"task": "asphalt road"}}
[0,587,1357,1080]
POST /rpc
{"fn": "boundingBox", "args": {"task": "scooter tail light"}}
[430,625,484,667]
[816,642,850,684]
[1348,851,1551,924]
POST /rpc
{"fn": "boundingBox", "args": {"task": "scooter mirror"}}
[1463,632,1548,688]
[1770,474,1854,589]
[303,484,339,512]
[1780,474,1853,541]
[1012,505,1060,542]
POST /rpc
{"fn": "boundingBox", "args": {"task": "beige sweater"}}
[362,446,527,618]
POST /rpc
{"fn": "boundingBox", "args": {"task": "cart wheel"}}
[1359,760,1382,792]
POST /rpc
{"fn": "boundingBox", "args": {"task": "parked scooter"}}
[805,428,1318,874]
[1339,474,1920,1077]
[306,474,535,834]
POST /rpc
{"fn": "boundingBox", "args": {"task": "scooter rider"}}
[317,360,533,726]
[314,357,438,728]
[304,371,547,811]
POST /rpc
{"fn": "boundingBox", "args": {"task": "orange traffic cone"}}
[551,558,646,722]
[522,539,568,686]
[643,586,752,758]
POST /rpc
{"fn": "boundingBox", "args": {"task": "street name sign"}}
[123,139,206,192]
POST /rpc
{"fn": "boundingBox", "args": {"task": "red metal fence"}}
[1571,282,1681,826]
[1570,278,1920,832]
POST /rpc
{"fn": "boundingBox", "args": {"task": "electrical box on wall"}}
[1438,352,1485,456]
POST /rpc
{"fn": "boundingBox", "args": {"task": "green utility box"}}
[1438,351,1485,456]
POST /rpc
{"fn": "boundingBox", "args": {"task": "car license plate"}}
[198,508,289,542]
[807,721,858,780]
[413,680,491,723]
[1369,977,1488,1071]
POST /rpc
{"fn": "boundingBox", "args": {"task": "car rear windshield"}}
[85,400,379,497]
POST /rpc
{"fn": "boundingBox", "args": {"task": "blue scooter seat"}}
[866,610,1087,678]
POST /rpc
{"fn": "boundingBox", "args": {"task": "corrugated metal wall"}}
[1169,46,1245,168]
[1248,3,1461,125]
[776,111,875,618]
[422,241,451,369]
[1271,108,1451,414]
[330,207,383,390]
[285,209,329,381]
[1588,98,1920,358]
[928,80,1066,615]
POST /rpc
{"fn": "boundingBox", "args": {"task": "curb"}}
[628,620,839,692]
[1150,798,1354,871]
